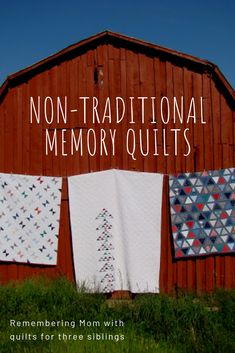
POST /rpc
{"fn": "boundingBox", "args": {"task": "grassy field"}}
[0,277,235,353]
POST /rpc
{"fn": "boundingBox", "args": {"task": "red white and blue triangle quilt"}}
[169,168,235,258]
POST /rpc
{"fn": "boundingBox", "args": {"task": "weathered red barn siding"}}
[0,32,234,293]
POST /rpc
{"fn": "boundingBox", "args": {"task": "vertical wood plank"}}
[202,73,215,292]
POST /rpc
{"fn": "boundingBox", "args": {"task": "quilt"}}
[169,168,235,258]
[68,169,163,293]
[0,173,62,265]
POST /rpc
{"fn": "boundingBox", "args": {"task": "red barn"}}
[0,31,234,294]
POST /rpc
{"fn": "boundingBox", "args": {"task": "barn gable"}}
[0,31,234,105]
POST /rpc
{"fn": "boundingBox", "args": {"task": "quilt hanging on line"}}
[169,168,235,258]
[0,173,62,265]
[68,169,163,293]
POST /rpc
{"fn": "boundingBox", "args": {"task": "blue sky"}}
[0,0,234,88]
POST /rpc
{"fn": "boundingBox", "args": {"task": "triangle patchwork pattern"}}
[95,208,115,292]
[169,168,235,258]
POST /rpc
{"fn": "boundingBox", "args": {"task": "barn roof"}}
[0,30,234,103]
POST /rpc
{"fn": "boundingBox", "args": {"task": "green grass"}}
[0,277,235,353]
